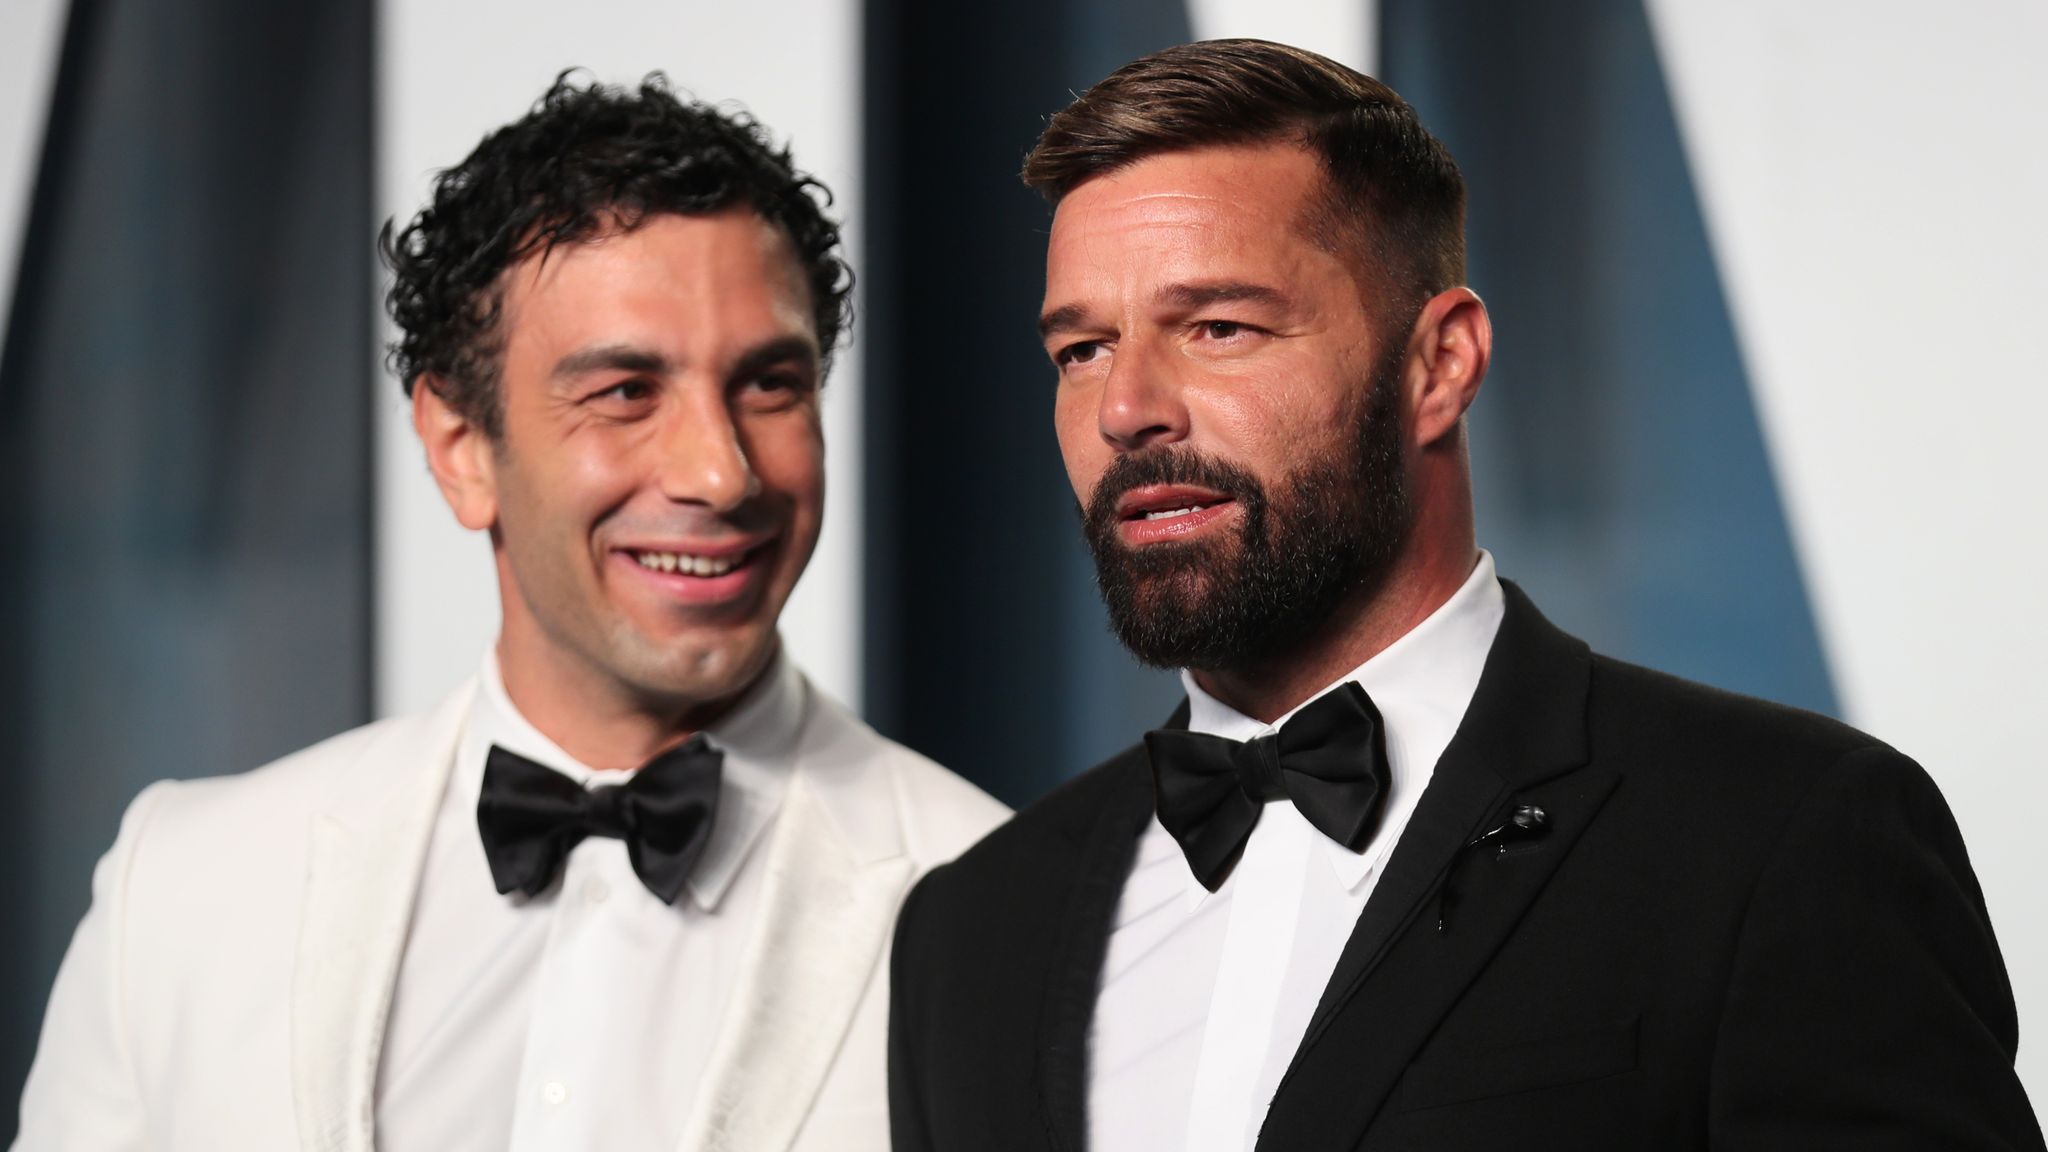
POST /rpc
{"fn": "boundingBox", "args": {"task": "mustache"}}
[1082,449,1266,533]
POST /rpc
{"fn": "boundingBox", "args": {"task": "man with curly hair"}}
[15,74,1004,1152]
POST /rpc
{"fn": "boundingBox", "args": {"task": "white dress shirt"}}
[374,648,806,1152]
[1087,552,1506,1152]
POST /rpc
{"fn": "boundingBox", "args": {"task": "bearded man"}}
[887,40,2041,1151]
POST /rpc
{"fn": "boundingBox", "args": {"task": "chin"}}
[613,623,778,705]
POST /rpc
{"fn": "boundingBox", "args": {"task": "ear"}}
[412,376,499,532]
[1404,287,1492,449]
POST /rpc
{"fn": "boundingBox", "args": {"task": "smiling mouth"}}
[629,547,756,577]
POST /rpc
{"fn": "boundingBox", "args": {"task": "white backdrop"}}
[375,0,864,717]
[1647,0,2048,1101]
[1189,0,1375,72]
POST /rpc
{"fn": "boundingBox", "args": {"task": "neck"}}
[1190,543,1478,725]
[494,633,762,772]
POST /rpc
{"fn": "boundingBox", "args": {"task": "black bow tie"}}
[1144,681,1392,892]
[477,737,723,905]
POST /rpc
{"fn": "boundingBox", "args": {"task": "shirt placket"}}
[1182,806,1314,1152]
[507,838,632,1152]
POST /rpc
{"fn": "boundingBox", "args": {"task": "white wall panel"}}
[1187,0,1376,73]
[0,0,70,334]
[376,0,863,717]
[1647,0,2048,1098]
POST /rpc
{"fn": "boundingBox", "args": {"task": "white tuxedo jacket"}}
[14,675,1008,1152]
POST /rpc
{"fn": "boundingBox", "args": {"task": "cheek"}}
[493,430,644,557]
[1052,387,1106,498]
[747,412,826,517]
[1203,362,1354,457]
[553,434,644,519]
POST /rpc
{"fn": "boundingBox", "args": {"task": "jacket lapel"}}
[675,690,916,1152]
[1260,582,1618,1148]
[292,682,474,1152]
[1034,710,1176,1152]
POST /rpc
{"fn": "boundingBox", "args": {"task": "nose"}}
[1097,342,1188,453]
[656,389,760,512]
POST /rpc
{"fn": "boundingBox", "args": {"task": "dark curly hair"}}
[380,72,852,437]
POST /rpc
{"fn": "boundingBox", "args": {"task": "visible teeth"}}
[1143,504,1206,521]
[635,550,742,576]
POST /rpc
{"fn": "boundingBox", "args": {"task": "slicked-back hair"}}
[380,72,852,438]
[1022,39,1465,327]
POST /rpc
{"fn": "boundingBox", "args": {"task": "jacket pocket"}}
[1391,1013,1639,1112]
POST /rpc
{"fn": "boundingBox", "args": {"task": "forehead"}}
[499,209,816,356]
[1045,143,1330,287]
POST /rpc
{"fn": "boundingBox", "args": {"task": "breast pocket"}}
[1391,1014,1639,1113]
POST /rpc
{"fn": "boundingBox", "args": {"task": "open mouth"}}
[1112,485,1238,542]
[1116,485,1235,523]
[629,548,755,578]
[1135,502,1219,522]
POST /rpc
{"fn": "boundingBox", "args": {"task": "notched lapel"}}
[677,778,913,1152]
[1261,583,1616,1148]
[1263,767,1619,1147]
[293,685,472,1152]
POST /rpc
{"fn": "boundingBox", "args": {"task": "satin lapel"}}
[676,713,914,1152]
[292,683,473,1152]
[1260,583,1614,1148]
[1034,715,1173,1152]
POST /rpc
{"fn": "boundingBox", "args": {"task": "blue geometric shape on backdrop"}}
[1381,0,1839,716]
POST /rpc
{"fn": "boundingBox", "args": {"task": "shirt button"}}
[542,1081,568,1106]
[585,876,611,904]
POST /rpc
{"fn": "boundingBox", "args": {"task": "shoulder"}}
[911,741,1147,909]
[1587,653,1887,765]
[113,683,472,883]
[796,687,1010,867]
[126,717,398,854]
[1578,654,1956,858]
[1582,653,1924,803]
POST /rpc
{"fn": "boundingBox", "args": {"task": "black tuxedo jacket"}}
[890,582,2042,1150]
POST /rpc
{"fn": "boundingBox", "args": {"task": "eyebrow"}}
[1156,280,1290,312]
[730,335,820,381]
[1038,303,1090,341]
[1038,280,1293,341]
[548,335,820,384]
[549,343,671,381]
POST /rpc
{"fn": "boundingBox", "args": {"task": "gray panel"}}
[0,0,373,1128]
[860,0,1190,807]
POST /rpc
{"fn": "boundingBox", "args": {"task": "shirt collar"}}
[1179,550,1506,896]
[457,643,806,912]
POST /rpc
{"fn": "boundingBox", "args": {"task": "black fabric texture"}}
[477,739,723,905]
[888,582,2043,1150]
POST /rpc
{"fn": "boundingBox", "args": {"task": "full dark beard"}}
[1080,364,1411,672]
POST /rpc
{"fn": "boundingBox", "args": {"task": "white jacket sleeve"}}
[12,782,171,1151]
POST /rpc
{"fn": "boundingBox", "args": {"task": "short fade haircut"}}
[380,72,852,438]
[1022,39,1464,328]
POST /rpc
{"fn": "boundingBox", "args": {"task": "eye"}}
[737,370,815,409]
[589,378,655,404]
[1200,320,1246,340]
[1056,341,1105,367]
